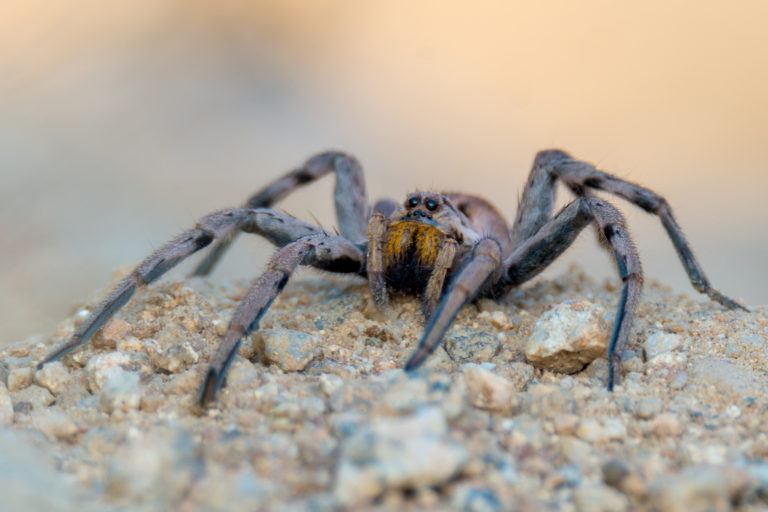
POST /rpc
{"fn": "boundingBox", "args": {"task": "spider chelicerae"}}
[38,150,747,406]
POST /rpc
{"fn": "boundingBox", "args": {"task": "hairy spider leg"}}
[511,149,745,310]
[38,208,323,367]
[192,151,371,276]
[200,233,364,406]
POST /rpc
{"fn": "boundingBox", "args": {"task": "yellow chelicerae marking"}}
[384,221,446,268]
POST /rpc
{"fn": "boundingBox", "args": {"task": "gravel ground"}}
[0,265,766,511]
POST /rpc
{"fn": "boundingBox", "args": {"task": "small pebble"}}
[525,301,609,373]
[553,413,580,435]
[117,336,144,352]
[633,396,663,420]
[650,413,682,437]
[11,385,55,409]
[650,465,748,512]
[478,310,512,330]
[32,409,79,442]
[94,318,132,349]
[644,331,682,360]
[99,369,141,415]
[334,407,468,507]
[319,374,343,397]
[35,361,71,395]
[670,370,688,390]
[106,428,197,503]
[620,349,644,372]
[146,340,199,373]
[445,329,501,363]
[257,329,321,372]
[7,367,33,392]
[86,352,132,392]
[602,459,630,489]
[496,362,535,391]
[462,364,516,413]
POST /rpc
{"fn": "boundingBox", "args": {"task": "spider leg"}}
[446,193,513,253]
[404,238,502,371]
[423,238,459,318]
[38,208,322,367]
[511,149,746,310]
[192,151,370,276]
[366,213,389,307]
[372,198,398,217]
[200,234,364,406]
[505,197,643,390]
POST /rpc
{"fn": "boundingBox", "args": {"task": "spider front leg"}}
[423,238,458,318]
[193,151,371,276]
[38,208,321,367]
[404,238,502,371]
[366,212,389,307]
[200,234,364,406]
[505,196,643,390]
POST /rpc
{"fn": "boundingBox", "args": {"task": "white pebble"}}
[525,301,608,373]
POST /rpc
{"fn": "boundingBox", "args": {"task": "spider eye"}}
[407,197,419,207]
[425,198,438,211]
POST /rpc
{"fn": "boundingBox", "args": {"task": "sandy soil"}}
[0,266,766,511]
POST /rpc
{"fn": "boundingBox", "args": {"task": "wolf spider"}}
[39,150,746,406]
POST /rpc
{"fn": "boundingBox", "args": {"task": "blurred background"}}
[2,0,767,344]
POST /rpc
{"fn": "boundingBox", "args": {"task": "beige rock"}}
[106,428,197,505]
[185,463,281,512]
[92,318,132,350]
[650,465,749,512]
[12,385,55,409]
[35,361,71,395]
[99,368,141,415]
[85,351,132,392]
[554,413,581,435]
[444,329,501,363]
[478,310,513,329]
[146,340,199,373]
[632,396,663,419]
[644,331,682,360]
[7,367,33,392]
[32,409,79,442]
[334,407,468,507]
[319,374,343,397]
[497,362,535,391]
[117,336,144,352]
[257,329,321,372]
[560,437,597,466]
[650,413,682,437]
[462,364,516,412]
[525,301,609,373]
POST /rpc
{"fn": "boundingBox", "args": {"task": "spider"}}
[38,150,746,407]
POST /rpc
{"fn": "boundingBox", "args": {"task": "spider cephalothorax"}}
[38,150,747,407]
[374,193,480,305]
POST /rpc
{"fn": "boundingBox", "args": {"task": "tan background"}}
[2,0,766,344]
